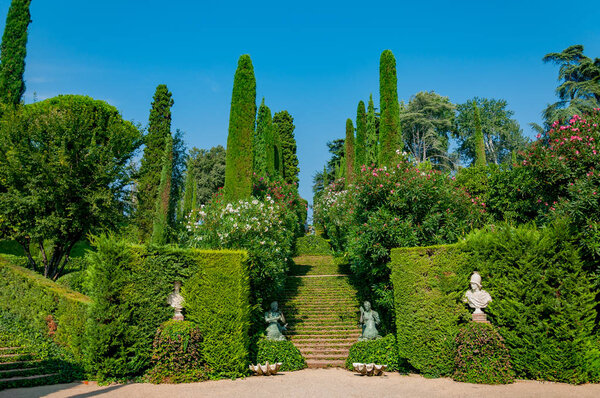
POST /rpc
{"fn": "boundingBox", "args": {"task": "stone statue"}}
[358,301,380,341]
[463,272,492,323]
[265,301,287,341]
[167,281,185,321]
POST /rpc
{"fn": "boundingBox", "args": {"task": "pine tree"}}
[345,119,355,186]
[137,84,174,240]
[0,0,31,106]
[379,50,402,167]
[254,98,275,178]
[224,54,256,201]
[273,110,299,186]
[366,94,378,165]
[355,100,367,173]
[474,101,487,167]
[151,135,173,245]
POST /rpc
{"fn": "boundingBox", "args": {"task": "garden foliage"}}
[295,235,331,256]
[255,339,306,371]
[0,0,31,106]
[344,334,405,372]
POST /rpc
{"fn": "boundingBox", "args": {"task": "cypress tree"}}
[181,156,196,218]
[137,84,174,240]
[323,165,328,188]
[0,0,31,106]
[151,135,174,245]
[273,110,299,186]
[254,98,274,178]
[224,54,256,201]
[366,94,378,166]
[473,101,487,167]
[336,157,346,180]
[355,100,367,172]
[379,50,401,167]
[345,119,355,186]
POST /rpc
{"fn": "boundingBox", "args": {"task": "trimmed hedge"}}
[255,339,306,371]
[345,334,405,372]
[0,255,90,359]
[295,235,331,256]
[84,236,251,381]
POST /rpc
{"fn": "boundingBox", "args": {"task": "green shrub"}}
[0,255,89,359]
[146,320,207,383]
[0,240,25,256]
[295,235,331,256]
[56,270,88,296]
[345,334,405,372]
[390,245,470,377]
[255,339,306,371]
[453,322,513,384]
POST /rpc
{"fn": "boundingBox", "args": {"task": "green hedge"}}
[390,222,600,383]
[295,235,331,256]
[390,245,470,377]
[255,339,306,371]
[345,334,405,372]
[0,255,90,359]
[84,236,251,381]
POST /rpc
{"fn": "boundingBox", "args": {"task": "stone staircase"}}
[284,255,359,368]
[0,343,60,390]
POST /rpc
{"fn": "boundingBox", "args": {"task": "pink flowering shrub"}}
[312,178,356,251]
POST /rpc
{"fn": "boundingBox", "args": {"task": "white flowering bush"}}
[185,196,296,302]
[313,179,357,251]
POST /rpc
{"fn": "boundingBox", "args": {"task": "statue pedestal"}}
[472,312,488,323]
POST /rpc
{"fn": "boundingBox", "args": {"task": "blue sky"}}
[2,0,599,206]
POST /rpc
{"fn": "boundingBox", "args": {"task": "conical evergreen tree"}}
[137,84,174,240]
[345,119,355,186]
[323,165,328,188]
[181,156,196,218]
[151,135,173,246]
[254,98,275,178]
[473,101,487,167]
[366,94,378,166]
[379,50,401,167]
[355,100,367,173]
[224,54,256,201]
[0,0,31,106]
[273,110,299,186]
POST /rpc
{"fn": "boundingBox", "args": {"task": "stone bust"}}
[463,272,492,322]
[264,301,287,341]
[167,281,185,321]
[358,301,380,341]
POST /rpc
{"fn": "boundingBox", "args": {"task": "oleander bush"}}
[146,320,207,384]
[345,334,405,372]
[255,339,306,371]
[453,322,513,384]
[295,235,331,256]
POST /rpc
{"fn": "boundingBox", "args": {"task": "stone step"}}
[0,347,21,351]
[299,348,350,356]
[0,372,58,383]
[306,359,346,368]
[0,354,32,363]
[304,353,348,360]
[0,367,42,377]
[0,359,42,371]
[294,341,354,348]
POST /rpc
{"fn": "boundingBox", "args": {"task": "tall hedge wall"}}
[84,236,251,380]
[390,222,600,383]
[0,255,90,359]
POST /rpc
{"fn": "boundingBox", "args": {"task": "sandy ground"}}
[2,368,600,398]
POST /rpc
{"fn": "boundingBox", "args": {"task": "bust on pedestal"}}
[463,272,492,323]
[167,281,185,321]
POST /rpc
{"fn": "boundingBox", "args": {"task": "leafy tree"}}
[379,50,401,166]
[542,45,600,126]
[0,0,31,107]
[187,146,226,206]
[312,139,345,195]
[355,101,367,171]
[0,95,141,279]
[453,97,526,165]
[345,118,355,186]
[273,110,299,186]
[400,91,455,167]
[151,135,173,245]
[224,54,256,201]
[254,98,274,178]
[366,94,379,165]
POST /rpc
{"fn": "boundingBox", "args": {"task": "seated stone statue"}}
[265,301,287,341]
[358,301,380,341]
[463,271,492,322]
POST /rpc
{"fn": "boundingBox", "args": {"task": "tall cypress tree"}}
[0,0,32,106]
[379,50,401,167]
[355,100,367,172]
[224,54,256,201]
[366,94,378,166]
[323,165,328,188]
[273,110,299,186]
[181,156,196,218]
[473,101,487,167]
[345,119,355,186]
[151,135,173,246]
[137,84,174,240]
[254,98,274,178]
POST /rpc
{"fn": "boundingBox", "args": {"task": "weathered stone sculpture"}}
[352,363,387,376]
[265,301,287,341]
[463,272,492,323]
[358,301,380,341]
[249,361,282,376]
[167,281,185,321]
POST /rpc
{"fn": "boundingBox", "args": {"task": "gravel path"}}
[2,368,600,398]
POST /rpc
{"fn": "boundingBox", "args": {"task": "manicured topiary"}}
[255,339,306,371]
[254,98,274,178]
[295,235,331,256]
[355,101,367,172]
[453,322,513,384]
[366,94,378,165]
[273,110,299,186]
[146,320,207,384]
[345,334,405,372]
[345,119,355,186]
[379,50,401,167]
[0,0,31,106]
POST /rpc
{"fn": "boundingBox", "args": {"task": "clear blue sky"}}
[2,0,599,206]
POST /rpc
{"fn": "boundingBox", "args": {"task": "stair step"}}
[0,366,42,374]
[0,372,58,383]
[0,359,43,370]
[306,359,346,368]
